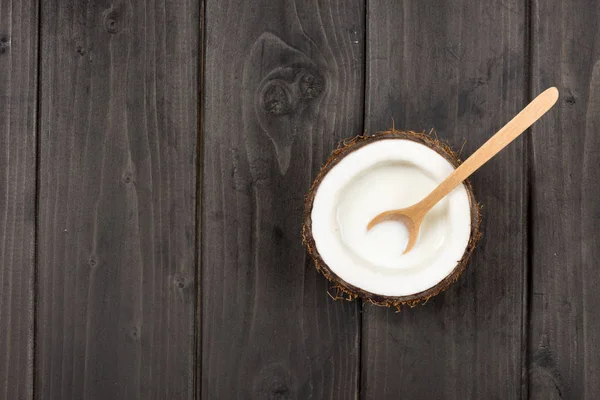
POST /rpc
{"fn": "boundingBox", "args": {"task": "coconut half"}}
[303,130,481,308]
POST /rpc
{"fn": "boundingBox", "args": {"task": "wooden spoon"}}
[367,87,559,254]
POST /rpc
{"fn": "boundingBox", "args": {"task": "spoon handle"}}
[417,87,559,216]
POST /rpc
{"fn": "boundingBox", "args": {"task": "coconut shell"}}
[302,129,482,310]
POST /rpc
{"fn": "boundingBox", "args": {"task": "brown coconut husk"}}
[302,129,482,310]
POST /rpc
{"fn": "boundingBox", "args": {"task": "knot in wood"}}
[262,81,292,115]
[253,364,294,400]
[129,325,141,340]
[268,384,291,400]
[298,71,324,99]
[173,275,186,289]
[104,11,121,34]
[0,35,9,54]
[259,381,291,400]
[122,171,133,184]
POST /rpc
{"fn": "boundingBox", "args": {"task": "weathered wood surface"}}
[201,0,364,398]
[2,0,600,398]
[37,0,199,398]
[0,1,38,399]
[528,0,600,398]
[362,1,528,398]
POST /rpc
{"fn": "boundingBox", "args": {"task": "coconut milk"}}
[310,139,472,296]
[336,161,448,270]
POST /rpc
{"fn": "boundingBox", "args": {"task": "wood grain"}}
[0,1,38,399]
[201,0,364,398]
[363,0,527,398]
[528,0,600,398]
[37,0,199,398]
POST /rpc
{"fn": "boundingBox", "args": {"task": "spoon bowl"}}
[367,204,423,254]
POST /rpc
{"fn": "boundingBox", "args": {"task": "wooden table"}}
[1,0,598,399]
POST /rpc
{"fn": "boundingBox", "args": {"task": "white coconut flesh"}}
[311,139,472,297]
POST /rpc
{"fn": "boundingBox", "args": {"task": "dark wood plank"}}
[528,1,600,398]
[363,1,527,398]
[37,0,199,398]
[201,0,364,398]
[0,1,37,399]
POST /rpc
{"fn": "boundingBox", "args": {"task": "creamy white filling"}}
[311,139,472,297]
